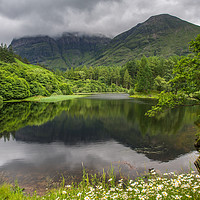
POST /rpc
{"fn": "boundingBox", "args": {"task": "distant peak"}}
[144,14,181,24]
[149,13,176,19]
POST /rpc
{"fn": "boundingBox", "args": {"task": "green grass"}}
[4,95,88,103]
[24,95,88,102]
[0,169,200,199]
[130,91,160,99]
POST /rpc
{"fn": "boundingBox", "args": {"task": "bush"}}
[29,81,50,96]
[51,90,63,96]
[129,88,134,95]
[59,83,73,95]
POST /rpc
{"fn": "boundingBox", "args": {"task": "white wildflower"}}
[157,184,164,190]
[127,187,133,191]
[162,192,168,197]
[77,192,82,196]
[156,194,162,200]
[65,185,71,188]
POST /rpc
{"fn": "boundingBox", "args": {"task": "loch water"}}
[0,94,199,193]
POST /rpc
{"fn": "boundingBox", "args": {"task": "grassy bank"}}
[5,94,88,103]
[24,95,88,102]
[1,170,200,199]
[129,91,159,99]
[3,92,159,103]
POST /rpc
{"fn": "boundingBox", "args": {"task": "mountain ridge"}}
[10,14,200,69]
[90,14,200,65]
[11,33,111,70]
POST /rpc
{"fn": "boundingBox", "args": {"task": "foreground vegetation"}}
[0,169,200,199]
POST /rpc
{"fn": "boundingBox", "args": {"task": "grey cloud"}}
[0,0,121,19]
[0,0,200,44]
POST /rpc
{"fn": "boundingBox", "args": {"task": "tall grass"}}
[0,169,199,199]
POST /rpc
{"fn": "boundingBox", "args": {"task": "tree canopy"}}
[147,34,200,117]
[0,60,73,101]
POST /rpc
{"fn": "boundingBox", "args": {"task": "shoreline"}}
[3,92,129,103]
[0,169,199,199]
[2,92,159,103]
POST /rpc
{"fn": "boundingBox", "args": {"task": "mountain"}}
[10,14,200,69]
[90,14,200,65]
[11,33,111,70]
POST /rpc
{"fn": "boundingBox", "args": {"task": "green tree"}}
[154,76,169,92]
[0,96,3,109]
[135,56,153,92]
[0,59,73,100]
[113,67,121,86]
[98,67,109,84]
[0,72,31,100]
[23,57,30,64]
[147,34,200,117]
[59,83,73,95]
[125,60,139,81]
[0,44,15,63]
[88,66,94,80]
[123,69,131,89]
[29,81,49,96]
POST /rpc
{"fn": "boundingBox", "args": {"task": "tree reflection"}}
[0,96,199,162]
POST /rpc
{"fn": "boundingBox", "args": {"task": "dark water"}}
[0,94,199,194]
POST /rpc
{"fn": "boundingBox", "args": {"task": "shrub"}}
[129,88,134,95]
[59,83,73,95]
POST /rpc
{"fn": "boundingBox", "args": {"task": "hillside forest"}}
[0,34,200,114]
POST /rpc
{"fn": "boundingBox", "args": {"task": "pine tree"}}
[123,69,131,89]
[135,56,153,92]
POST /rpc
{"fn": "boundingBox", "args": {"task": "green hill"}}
[0,59,73,101]
[91,14,200,65]
[10,14,200,69]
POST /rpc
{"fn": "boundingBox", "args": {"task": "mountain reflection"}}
[0,94,199,162]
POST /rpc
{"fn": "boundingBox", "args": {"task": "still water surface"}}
[0,94,199,193]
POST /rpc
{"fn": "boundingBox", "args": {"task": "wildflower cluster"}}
[43,170,200,200]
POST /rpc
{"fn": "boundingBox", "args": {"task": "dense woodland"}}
[62,55,177,93]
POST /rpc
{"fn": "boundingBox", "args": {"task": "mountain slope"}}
[11,33,111,70]
[11,14,200,69]
[90,14,200,65]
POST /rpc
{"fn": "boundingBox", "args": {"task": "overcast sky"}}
[1,0,200,44]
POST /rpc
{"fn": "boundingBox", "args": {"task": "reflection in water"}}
[0,94,199,193]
